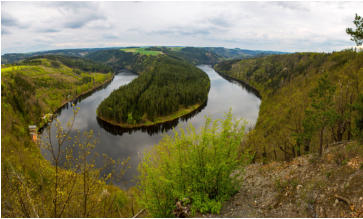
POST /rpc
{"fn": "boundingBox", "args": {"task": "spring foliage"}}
[346,13,363,46]
[215,50,363,161]
[138,111,251,217]
[1,58,137,217]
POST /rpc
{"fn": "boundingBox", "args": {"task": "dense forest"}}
[215,49,363,161]
[97,55,210,126]
[85,49,156,73]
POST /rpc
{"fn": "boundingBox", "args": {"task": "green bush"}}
[138,112,251,217]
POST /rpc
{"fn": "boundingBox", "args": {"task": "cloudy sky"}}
[1,1,362,54]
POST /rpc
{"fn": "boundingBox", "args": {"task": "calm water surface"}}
[41,65,261,188]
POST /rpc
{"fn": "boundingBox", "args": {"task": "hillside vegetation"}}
[215,50,363,161]
[97,55,210,127]
[138,112,253,217]
[211,141,363,217]
[1,56,138,217]
[85,49,157,73]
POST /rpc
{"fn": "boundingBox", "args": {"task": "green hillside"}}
[1,56,138,217]
[215,50,363,161]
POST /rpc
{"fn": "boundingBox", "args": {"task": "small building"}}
[28,125,37,142]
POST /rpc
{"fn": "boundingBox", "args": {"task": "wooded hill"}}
[215,49,363,162]
[97,55,210,127]
[1,56,139,217]
[2,46,286,66]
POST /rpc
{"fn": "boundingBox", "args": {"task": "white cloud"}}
[2,1,362,54]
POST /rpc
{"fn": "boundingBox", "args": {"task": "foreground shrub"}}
[138,111,250,217]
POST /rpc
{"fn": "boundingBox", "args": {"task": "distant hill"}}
[1,47,286,65]
[204,47,287,59]
[1,48,118,64]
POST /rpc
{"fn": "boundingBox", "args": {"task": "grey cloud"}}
[1,13,28,28]
[2,15,18,26]
[37,28,59,33]
[103,34,119,40]
[46,2,107,29]
[1,27,10,35]
[64,13,106,29]
[208,17,232,28]
[152,27,211,36]
[46,1,97,12]
[273,2,310,12]
[1,1,360,54]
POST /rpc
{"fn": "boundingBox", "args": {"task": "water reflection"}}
[96,100,208,136]
[40,65,261,189]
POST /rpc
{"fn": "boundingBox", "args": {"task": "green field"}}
[167,46,185,51]
[120,47,163,56]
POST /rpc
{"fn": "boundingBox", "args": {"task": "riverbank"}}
[97,102,205,128]
[38,73,115,130]
[1,56,136,217]
[214,68,262,99]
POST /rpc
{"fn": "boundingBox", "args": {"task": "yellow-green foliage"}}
[138,111,252,217]
[2,59,112,124]
[215,50,363,161]
[1,58,135,217]
[120,47,163,56]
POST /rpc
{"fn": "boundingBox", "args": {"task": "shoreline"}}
[213,67,262,99]
[38,73,115,131]
[96,102,206,129]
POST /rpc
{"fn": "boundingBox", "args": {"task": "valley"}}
[2,46,362,217]
[2,2,363,218]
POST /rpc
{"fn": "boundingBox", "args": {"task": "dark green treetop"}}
[346,13,363,46]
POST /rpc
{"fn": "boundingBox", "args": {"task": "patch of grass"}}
[120,47,163,56]
[168,46,185,51]
[274,177,299,193]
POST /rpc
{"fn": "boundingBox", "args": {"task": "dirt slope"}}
[203,141,363,217]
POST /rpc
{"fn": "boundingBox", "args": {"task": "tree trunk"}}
[296,142,301,157]
[304,139,310,154]
[54,164,58,217]
[319,127,324,157]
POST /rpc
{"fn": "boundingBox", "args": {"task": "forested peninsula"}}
[97,55,210,127]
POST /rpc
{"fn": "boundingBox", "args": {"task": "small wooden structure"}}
[28,125,37,142]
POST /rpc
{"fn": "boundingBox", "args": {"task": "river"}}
[40,65,261,189]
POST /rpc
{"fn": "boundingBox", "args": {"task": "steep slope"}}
[207,142,363,217]
[215,50,363,161]
[1,56,136,217]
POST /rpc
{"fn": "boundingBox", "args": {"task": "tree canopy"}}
[97,55,210,126]
[346,13,363,46]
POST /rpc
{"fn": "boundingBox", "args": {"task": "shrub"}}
[138,111,250,217]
